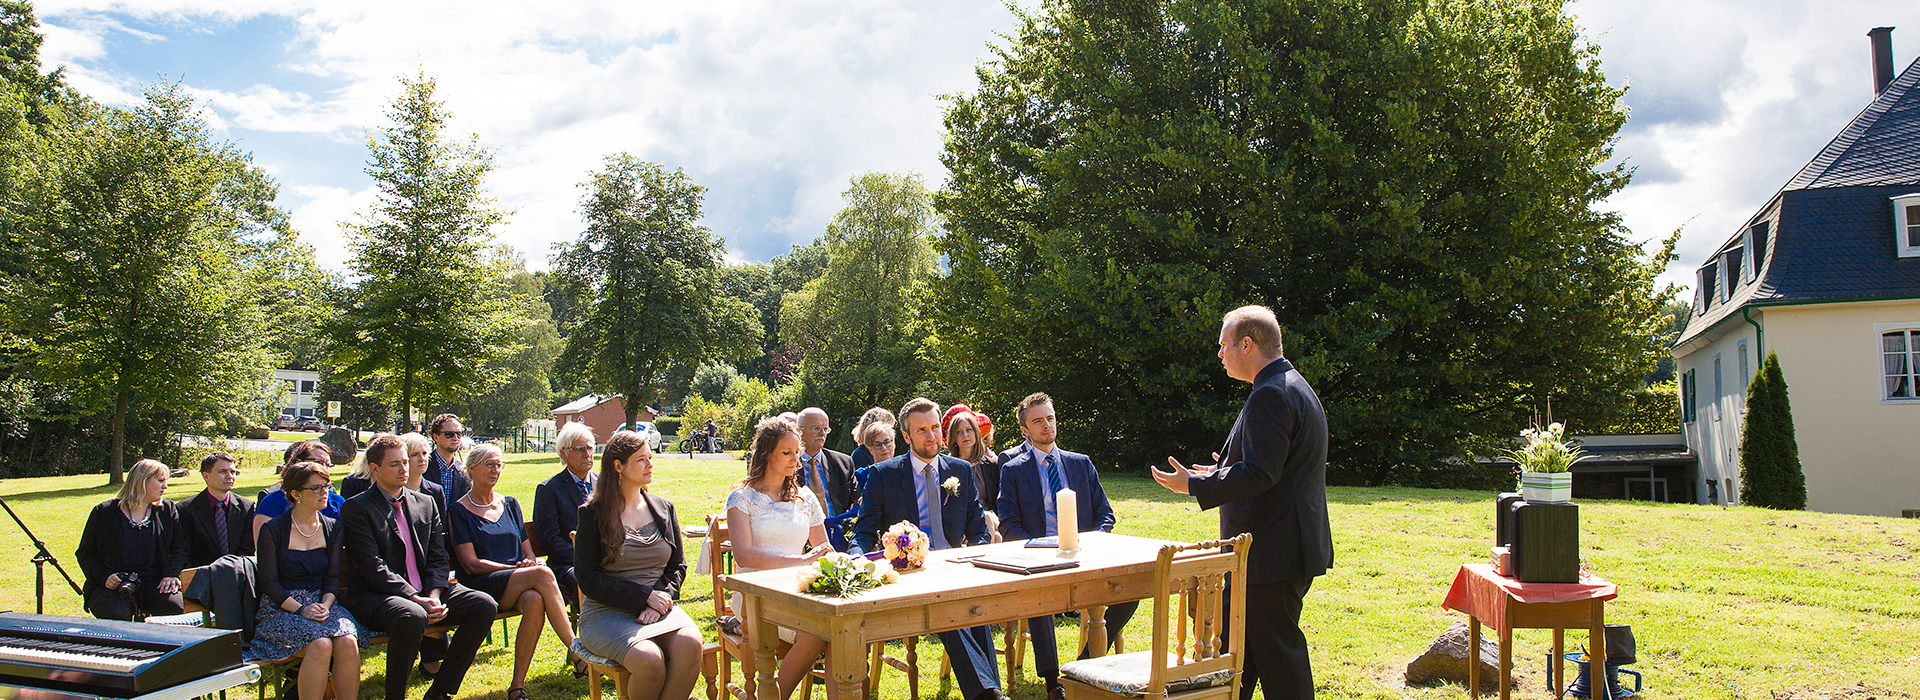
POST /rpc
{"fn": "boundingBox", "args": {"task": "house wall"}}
[274,368,321,420]
[553,398,660,444]
[1763,300,1920,517]
[1676,324,1759,505]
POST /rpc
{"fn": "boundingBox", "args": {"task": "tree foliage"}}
[5,83,279,482]
[462,252,562,432]
[1739,352,1805,510]
[553,154,761,427]
[719,239,828,384]
[325,72,523,427]
[929,0,1674,482]
[781,173,937,443]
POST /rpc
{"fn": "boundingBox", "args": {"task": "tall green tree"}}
[463,250,562,432]
[5,83,277,482]
[930,0,1674,481]
[0,0,68,125]
[326,72,522,427]
[784,172,937,435]
[1740,351,1805,509]
[553,154,760,427]
[719,238,829,383]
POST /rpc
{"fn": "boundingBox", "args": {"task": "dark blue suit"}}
[854,453,1000,699]
[995,445,1136,685]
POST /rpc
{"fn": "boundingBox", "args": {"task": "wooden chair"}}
[1058,535,1249,700]
[709,515,849,700]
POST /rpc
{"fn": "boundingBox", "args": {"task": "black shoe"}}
[1062,610,1080,619]
[1048,685,1067,700]
[971,691,1011,700]
[416,662,438,682]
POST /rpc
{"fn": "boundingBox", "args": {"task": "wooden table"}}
[1441,564,1618,700]
[724,532,1181,700]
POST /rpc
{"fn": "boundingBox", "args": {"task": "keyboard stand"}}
[0,665,258,700]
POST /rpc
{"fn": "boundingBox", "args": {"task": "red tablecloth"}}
[1443,563,1615,631]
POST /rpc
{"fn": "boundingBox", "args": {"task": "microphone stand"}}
[0,497,82,614]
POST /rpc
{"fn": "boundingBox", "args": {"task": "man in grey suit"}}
[1153,305,1333,700]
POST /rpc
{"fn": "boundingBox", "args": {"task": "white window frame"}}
[1891,194,1920,258]
[1876,322,1920,404]
[1721,247,1743,299]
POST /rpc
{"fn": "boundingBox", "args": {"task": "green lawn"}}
[0,452,1913,699]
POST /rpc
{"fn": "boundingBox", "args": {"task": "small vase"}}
[1520,472,1573,504]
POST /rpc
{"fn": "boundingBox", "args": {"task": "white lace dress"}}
[724,486,825,641]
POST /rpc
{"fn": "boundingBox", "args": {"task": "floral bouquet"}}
[1504,422,1589,474]
[882,521,930,571]
[797,552,897,597]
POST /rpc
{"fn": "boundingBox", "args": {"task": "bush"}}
[1740,352,1806,509]
[718,377,776,449]
[1591,382,1680,434]
[655,417,682,436]
[689,363,744,404]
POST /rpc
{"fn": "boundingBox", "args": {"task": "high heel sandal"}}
[507,687,530,700]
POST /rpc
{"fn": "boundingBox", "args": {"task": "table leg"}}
[829,618,867,700]
[1499,625,1512,700]
[1086,604,1110,658]
[1590,601,1607,700]
[1467,616,1480,700]
[743,594,779,700]
[1552,628,1565,698]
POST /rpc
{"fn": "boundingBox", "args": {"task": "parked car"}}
[295,417,323,432]
[634,422,663,451]
[273,414,299,430]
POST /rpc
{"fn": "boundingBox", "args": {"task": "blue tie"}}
[1044,454,1063,536]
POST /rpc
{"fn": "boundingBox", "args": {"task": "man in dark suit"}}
[341,435,498,700]
[795,407,859,516]
[997,393,1136,700]
[1154,305,1333,700]
[533,422,596,603]
[178,452,255,568]
[854,398,1007,700]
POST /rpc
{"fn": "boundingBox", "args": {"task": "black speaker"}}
[1507,500,1579,583]
[1495,492,1524,547]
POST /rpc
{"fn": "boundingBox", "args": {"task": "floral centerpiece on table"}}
[797,552,897,597]
[882,521,930,571]
[1505,422,1588,504]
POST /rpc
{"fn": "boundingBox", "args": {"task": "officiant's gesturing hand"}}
[1151,453,1219,495]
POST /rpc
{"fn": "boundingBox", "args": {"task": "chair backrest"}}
[527,520,546,558]
[706,514,734,619]
[1146,533,1250,696]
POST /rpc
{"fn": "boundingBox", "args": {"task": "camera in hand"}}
[113,572,141,603]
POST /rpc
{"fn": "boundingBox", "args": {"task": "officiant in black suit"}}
[341,434,498,700]
[1153,305,1334,700]
[853,398,1007,700]
[534,421,597,602]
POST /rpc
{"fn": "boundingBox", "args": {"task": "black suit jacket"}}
[1187,357,1335,584]
[340,486,452,599]
[75,499,189,597]
[574,493,686,615]
[256,513,343,611]
[533,469,591,566]
[800,449,859,516]
[852,454,989,554]
[178,489,256,567]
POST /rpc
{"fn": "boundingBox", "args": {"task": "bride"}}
[725,417,837,700]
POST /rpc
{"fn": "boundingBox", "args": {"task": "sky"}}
[32,0,1920,291]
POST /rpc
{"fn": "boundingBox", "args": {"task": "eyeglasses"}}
[295,484,333,494]
[802,426,831,433]
[439,431,465,439]
[561,445,593,453]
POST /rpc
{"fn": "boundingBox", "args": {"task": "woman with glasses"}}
[851,419,897,494]
[76,459,189,621]
[247,461,364,700]
[848,407,896,474]
[255,440,343,543]
[450,443,581,698]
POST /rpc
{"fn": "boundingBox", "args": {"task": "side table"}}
[1442,563,1618,699]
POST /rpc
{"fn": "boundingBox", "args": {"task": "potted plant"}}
[1507,422,1586,504]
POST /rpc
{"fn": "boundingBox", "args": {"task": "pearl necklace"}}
[291,517,322,539]
[463,492,503,509]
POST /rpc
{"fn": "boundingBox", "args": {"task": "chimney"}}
[1871,27,1896,95]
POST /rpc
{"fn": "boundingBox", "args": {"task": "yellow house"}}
[1672,33,1920,517]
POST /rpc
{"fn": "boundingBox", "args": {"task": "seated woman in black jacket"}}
[246,461,365,700]
[76,459,188,620]
[575,431,703,700]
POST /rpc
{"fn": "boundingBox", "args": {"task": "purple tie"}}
[211,494,228,555]
[390,497,424,592]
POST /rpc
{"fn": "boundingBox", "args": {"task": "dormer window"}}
[1892,194,1920,258]
[1744,221,1770,281]
[1722,246,1744,298]
[1697,261,1719,312]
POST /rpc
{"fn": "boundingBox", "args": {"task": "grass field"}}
[0,451,1913,699]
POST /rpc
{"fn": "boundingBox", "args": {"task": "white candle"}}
[1057,487,1079,552]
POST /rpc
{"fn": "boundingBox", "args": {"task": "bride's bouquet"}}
[797,552,896,597]
[882,521,930,571]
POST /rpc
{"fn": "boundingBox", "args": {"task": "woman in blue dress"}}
[450,443,580,698]
[254,440,343,544]
[247,460,364,700]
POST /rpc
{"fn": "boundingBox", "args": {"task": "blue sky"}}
[35,0,1920,291]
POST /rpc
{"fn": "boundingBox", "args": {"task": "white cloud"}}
[286,184,376,270]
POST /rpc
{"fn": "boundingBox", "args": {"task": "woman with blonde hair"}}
[451,443,582,696]
[725,417,836,699]
[76,459,189,620]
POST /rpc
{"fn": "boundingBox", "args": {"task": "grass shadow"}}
[0,483,121,503]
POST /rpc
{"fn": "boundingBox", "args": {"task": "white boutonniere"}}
[941,476,960,504]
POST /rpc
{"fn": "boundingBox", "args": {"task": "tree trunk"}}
[623,383,638,429]
[401,363,415,433]
[108,388,129,485]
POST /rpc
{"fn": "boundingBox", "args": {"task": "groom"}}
[854,398,1006,700]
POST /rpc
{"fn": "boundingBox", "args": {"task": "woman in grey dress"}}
[576,430,704,700]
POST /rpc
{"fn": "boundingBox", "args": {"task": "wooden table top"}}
[724,531,1185,616]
